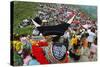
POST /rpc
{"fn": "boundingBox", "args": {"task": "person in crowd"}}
[89,37,97,61]
[87,27,96,48]
[80,33,90,62]
[12,34,23,65]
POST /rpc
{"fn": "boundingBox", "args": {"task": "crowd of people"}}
[12,3,97,66]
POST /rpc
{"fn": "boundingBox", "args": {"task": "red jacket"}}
[32,46,49,64]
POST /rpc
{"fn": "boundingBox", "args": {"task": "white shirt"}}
[63,31,70,39]
[87,31,96,43]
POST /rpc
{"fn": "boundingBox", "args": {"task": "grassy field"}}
[13,1,39,35]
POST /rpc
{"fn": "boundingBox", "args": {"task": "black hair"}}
[52,35,60,42]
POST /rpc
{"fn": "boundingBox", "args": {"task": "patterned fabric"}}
[43,43,68,63]
[52,43,66,60]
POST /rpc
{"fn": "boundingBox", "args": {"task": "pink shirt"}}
[23,55,32,65]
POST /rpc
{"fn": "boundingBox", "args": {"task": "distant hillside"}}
[79,5,97,19]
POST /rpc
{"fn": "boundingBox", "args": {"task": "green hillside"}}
[79,5,97,19]
[13,1,38,35]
